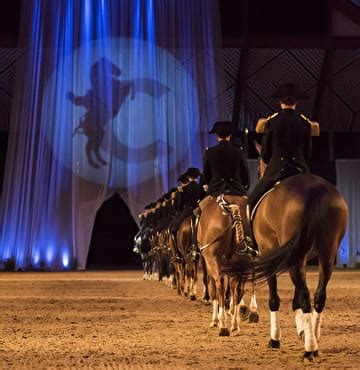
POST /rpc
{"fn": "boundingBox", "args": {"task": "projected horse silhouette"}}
[66,57,170,168]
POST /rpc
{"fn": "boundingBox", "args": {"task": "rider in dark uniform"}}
[248,83,312,212]
[202,121,256,255]
[172,167,204,234]
[203,121,249,197]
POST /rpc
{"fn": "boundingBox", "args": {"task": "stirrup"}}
[235,237,258,257]
[190,243,200,259]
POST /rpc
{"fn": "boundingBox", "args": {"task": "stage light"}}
[46,246,54,264]
[62,251,70,268]
[33,250,40,266]
[43,37,199,188]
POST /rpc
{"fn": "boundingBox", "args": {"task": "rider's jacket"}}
[177,180,204,210]
[203,141,249,196]
[261,108,312,178]
[248,108,312,210]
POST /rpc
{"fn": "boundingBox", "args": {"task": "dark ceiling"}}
[0,1,360,134]
[0,0,333,47]
[1,0,359,47]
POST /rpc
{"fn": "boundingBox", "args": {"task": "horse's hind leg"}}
[230,277,244,332]
[189,259,198,301]
[208,277,219,328]
[289,264,318,360]
[200,255,210,303]
[313,250,336,342]
[248,278,259,323]
[267,275,281,348]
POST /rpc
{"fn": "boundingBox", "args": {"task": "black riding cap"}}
[185,167,201,178]
[208,121,234,135]
[271,83,309,100]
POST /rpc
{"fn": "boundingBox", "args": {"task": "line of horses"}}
[134,169,348,362]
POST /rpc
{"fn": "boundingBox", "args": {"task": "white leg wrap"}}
[240,298,245,306]
[312,311,322,342]
[295,308,304,336]
[218,306,227,329]
[250,294,257,312]
[303,313,318,352]
[270,311,281,341]
[229,296,234,315]
[231,304,240,331]
[210,300,219,327]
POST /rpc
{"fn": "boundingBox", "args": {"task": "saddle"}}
[250,160,305,222]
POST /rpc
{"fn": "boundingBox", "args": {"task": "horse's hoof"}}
[248,311,259,323]
[303,351,317,362]
[240,306,249,321]
[231,325,239,332]
[190,295,196,301]
[210,321,218,328]
[202,299,210,306]
[268,339,280,349]
[219,328,230,337]
[202,294,210,302]
[184,292,188,297]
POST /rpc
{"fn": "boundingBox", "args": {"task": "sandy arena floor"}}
[0,269,359,369]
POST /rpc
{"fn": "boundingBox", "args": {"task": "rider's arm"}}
[261,124,273,164]
[255,118,268,133]
[202,150,211,185]
[303,124,312,164]
[239,150,250,190]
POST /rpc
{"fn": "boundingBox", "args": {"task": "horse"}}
[224,172,348,360]
[133,231,152,280]
[198,195,259,336]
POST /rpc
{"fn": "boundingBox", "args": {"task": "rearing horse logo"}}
[66,57,170,168]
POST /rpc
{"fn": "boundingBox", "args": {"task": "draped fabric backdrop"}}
[335,160,360,268]
[0,0,225,270]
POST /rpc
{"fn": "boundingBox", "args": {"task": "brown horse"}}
[198,195,258,335]
[176,217,199,300]
[224,173,348,360]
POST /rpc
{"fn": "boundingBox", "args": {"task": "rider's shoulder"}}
[300,114,320,136]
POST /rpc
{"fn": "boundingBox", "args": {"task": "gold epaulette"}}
[300,114,311,123]
[300,114,320,136]
[267,112,279,121]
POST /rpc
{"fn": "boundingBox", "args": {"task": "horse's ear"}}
[254,140,262,155]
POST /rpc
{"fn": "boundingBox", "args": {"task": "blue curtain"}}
[335,160,360,267]
[0,0,225,270]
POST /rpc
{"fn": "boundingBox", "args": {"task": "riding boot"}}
[190,211,201,260]
[234,205,258,257]
[170,232,183,263]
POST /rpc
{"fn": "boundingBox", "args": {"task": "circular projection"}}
[44,37,199,187]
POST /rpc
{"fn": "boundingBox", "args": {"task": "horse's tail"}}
[222,184,329,285]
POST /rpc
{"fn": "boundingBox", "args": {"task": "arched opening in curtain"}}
[86,193,138,268]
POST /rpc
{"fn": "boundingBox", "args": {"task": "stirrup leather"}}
[216,194,258,257]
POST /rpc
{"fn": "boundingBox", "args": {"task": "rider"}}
[202,121,255,255]
[248,83,313,213]
[203,121,249,197]
[171,167,204,236]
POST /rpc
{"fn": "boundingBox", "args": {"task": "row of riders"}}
[134,83,348,361]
